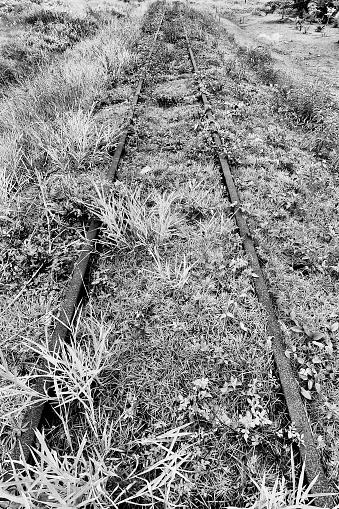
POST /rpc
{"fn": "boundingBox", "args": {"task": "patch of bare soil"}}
[217,3,339,103]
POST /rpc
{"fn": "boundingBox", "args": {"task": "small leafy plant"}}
[285,311,337,400]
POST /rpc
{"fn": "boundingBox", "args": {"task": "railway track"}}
[1,1,337,507]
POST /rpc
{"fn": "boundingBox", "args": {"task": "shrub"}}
[0,58,19,85]
[273,83,325,126]
[22,9,99,43]
[264,0,338,18]
[236,45,281,84]
[237,46,272,68]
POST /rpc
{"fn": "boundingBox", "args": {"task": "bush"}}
[22,9,99,42]
[273,83,325,126]
[0,58,18,85]
[237,46,272,68]
[0,8,100,85]
[236,46,281,85]
[264,0,338,18]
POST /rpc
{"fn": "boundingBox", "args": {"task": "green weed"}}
[90,183,184,250]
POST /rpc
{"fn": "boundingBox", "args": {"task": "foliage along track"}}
[1,1,337,507]
[184,22,335,508]
[79,2,335,505]
[1,5,166,483]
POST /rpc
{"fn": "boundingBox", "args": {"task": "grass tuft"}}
[90,182,184,250]
[232,448,337,509]
[147,247,197,289]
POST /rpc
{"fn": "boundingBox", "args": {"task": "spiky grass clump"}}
[90,182,184,250]
[0,311,194,507]
[240,449,336,509]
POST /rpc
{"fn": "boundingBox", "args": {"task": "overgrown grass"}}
[0,0,150,475]
[219,39,339,171]
[0,0,134,88]
[0,16,138,301]
[11,4,305,506]
[0,3,106,87]
[1,1,338,507]
[230,43,335,132]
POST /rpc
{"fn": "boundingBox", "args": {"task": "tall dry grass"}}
[0,6,141,223]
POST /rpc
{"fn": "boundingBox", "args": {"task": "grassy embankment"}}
[0,0,338,508]
[0,0,107,87]
[0,0,148,476]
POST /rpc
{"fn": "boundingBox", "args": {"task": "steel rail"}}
[2,8,166,482]
[184,27,335,507]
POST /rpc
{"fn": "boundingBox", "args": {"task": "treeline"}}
[264,0,339,21]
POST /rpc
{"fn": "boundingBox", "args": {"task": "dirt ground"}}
[194,0,339,103]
